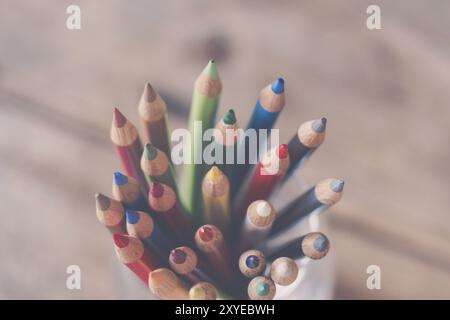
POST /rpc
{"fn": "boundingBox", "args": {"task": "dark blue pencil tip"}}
[271,78,284,94]
[113,172,128,186]
[313,235,329,252]
[330,179,344,192]
[125,210,140,224]
[246,255,260,269]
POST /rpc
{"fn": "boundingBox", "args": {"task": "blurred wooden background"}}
[0,0,449,299]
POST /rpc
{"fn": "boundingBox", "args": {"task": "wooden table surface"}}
[1,0,449,299]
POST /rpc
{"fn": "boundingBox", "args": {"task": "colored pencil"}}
[148,268,190,300]
[180,60,222,224]
[201,166,230,234]
[141,143,177,193]
[283,117,327,181]
[113,233,160,284]
[189,282,218,300]
[112,171,150,212]
[148,182,192,243]
[247,78,285,134]
[95,193,125,234]
[238,250,266,278]
[268,232,330,261]
[235,78,285,189]
[110,107,148,193]
[212,109,240,185]
[269,257,299,286]
[138,83,171,158]
[270,178,344,236]
[195,225,233,283]
[169,246,214,285]
[234,144,290,221]
[247,276,276,300]
[239,200,275,252]
[125,209,174,260]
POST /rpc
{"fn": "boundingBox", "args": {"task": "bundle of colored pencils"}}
[95,60,344,300]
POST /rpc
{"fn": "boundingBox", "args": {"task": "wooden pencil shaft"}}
[285,133,313,175]
[202,166,230,234]
[112,173,150,212]
[95,194,126,234]
[180,60,221,225]
[141,145,177,192]
[270,187,321,236]
[267,238,304,261]
[114,235,160,284]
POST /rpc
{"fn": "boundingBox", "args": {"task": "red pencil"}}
[110,107,148,193]
[113,233,160,284]
[194,225,233,283]
[148,182,192,243]
[234,144,290,221]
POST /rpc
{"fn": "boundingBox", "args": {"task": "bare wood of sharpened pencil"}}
[148,268,190,300]
[247,276,276,300]
[141,143,177,193]
[189,282,218,300]
[95,193,125,234]
[267,232,330,261]
[270,178,344,236]
[202,166,230,234]
[270,257,299,286]
[284,118,327,181]
[213,109,240,184]
[195,225,233,283]
[169,246,215,285]
[239,200,275,252]
[138,83,171,158]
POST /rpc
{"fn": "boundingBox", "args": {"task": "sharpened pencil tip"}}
[125,210,140,224]
[206,166,223,183]
[150,182,164,198]
[143,83,157,102]
[204,60,219,80]
[198,226,214,242]
[276,144,289,159]
[312,117,327,133]
[256,282,269,296]
[190,286,206,300]
[112,108,127,128]
[113,172,128,186]
[95,193,110,210]
[170,248,187,264]
[271,78,284,94]
[313,234,329,252]
[255,201,271,217]
[144,143,158,160]
[246,255,260,269]
[223,109,236,125]
[113,233,129,248]
[330,179,344,192]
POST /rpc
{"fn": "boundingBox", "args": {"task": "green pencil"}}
[180,60,222,226]
[141,143,178,194]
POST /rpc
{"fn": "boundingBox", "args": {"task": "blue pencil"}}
[283,118,327,183]
[125,209,175,261]
[247,77,285,134]
[269,178,344,237]
[112,171,150,212]
[233,78,285,196]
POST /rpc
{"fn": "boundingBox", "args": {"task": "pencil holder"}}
[112,167,334,300]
